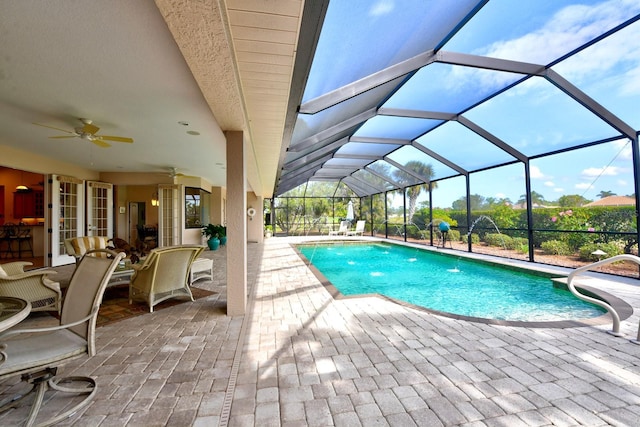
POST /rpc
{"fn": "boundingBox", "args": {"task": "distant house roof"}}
[584,196,636,207]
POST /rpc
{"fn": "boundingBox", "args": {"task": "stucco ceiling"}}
[0,0,303,198]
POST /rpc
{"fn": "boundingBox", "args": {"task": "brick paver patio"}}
[1,236,640,426]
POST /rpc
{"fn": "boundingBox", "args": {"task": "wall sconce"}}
[151,193,159,207]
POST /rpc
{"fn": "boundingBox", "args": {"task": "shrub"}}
[484,233,513,248]
[578,242,623,262]
[447,229,460,242]
[541,240,572,256]
[510,237,529,251]
[461,233,480,244]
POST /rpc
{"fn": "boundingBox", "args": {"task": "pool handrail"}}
[566,253,639,339]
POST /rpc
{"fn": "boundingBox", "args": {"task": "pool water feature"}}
[298,243,606,323]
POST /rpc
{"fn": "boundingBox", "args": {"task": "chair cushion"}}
[0,329,87,378]
[70,237,109,257]
[0,265,6,278]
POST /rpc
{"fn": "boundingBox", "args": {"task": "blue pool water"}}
[299,243,605,322]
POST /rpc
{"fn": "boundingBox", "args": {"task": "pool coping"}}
[293,239,633,329]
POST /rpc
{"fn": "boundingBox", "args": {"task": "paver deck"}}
[1,236,640,426]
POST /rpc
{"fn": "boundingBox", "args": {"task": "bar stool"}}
[0,223,18,258]
[17,225,34,257]
[0,226,10,258]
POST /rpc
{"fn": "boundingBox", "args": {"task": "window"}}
[185,187,210,228]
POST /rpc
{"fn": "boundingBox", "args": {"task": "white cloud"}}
[617,179,628,186]
[482,0,640,64]
[369,0,394,17]
[544,181,555,187]
[463,0,640,92]
[612,139,633,160]
[495,192,506,199]
[576,182,594,190]
[554,188,564,192]
[530,165,546,179]
[581,166,623,177]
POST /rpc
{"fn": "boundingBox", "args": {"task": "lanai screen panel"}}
[385,146,458,182]
[302,0,483,102]
[277,1,640,198]
[290,80,400,148]
[552,19,640,130]
[353,116,441,141]
[415,122,518,172]
[444,0,639,64]
[335,142,401,158]
[383,63,524,112]
[463,77,624,157]
[352,169,395,192]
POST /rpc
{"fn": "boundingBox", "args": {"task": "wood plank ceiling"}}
[156,0,303,198]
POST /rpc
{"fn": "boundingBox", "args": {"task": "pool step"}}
[550,277,569,290]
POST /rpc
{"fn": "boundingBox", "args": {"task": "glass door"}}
[50,175,84,266]
[86,181,113,237]
[157,184,181,247]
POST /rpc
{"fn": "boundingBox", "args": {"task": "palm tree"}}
[597,190,616,199]
[518,191,546,207]
[393,161,437,222]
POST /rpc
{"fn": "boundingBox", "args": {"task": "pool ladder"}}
[566,254,640,343]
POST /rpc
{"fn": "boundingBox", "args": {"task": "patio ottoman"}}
[190,257,213,284]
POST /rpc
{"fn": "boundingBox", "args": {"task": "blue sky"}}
[295,0,640,209]
[379,0,640,209]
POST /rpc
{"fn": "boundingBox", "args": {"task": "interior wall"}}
[1,145,99,180]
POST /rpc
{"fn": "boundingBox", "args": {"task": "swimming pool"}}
[298,242,607,324]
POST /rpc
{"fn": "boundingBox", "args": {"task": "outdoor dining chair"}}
[0,249,124,426]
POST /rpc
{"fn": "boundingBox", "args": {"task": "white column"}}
[225,131,247,315]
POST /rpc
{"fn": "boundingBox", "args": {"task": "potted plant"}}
[202,224,220,251]
[216,224,227,246]
[264,225,272,238]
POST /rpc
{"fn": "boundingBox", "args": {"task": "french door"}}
[157,184,182,247]
[86,181,113,237]
[50,175,84,266]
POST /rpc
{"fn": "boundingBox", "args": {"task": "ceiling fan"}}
[32,118,134,148]
[166,167,197,179]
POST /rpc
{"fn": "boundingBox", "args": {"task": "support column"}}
[226,131,247,315]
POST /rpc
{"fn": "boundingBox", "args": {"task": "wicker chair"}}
[0,249,125,426]
[129,245,204,312]
[0,261,61,313]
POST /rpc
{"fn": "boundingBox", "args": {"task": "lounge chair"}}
[346,220,366,236]
[328,221,350,236]
[0,261,61,313]
[129,245,205,312]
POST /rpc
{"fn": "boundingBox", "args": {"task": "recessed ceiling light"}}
[178,121,189,126]
[187,130,200,136]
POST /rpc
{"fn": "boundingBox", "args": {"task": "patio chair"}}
[64,236,111,264]
[328,221,350,236]
[0,249,125,427]
[129,245,205,312]
[0,261,61,313]
[346,220,366,236]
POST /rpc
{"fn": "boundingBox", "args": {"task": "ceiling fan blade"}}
[49,136,76,139]
[32,122,75,134]
[91,139,111,148]
[82,123,100,135]
[98,135,134,143]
